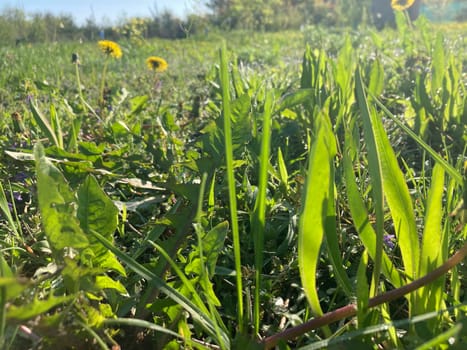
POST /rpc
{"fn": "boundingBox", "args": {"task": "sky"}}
[5,0,208,25]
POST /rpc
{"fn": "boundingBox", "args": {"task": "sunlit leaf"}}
[34,143,89,253]
[7,295,73,321]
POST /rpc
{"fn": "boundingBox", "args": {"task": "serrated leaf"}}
[7,295,73,321]
[95,275,128,295]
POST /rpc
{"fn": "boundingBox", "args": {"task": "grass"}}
[0,18,466,350]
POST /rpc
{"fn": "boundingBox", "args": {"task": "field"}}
[0,13,466,350]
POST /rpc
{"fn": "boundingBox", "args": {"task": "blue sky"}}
[5,0,207,25]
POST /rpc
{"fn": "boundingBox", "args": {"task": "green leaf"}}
[357,68,420,311]
[201,221,229,278]
[49,103,63,149]
[343,131,404,288]
[95,275,128,295]
[356,250,370,327]
[77,175,125,276]
[0,183,21,240]
[298,114,333,319]
[89,229,230,347]
[77,175,118,238]
[129,95,148,116]
[219,41,244,331]
[276,89,312,112]
[431,32,445,98]
[0,256,28,302]
[7,295,73,321]
[371,94,462,184]
[251,90,274,333]
[416,163,446,314]
[34,143,89,253]
[277,147,289,192]
[368,59,384,97]
[30,101,60,148]
[319,111,352,297]
[355,68,385,293]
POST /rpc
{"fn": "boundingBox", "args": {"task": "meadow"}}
[0,11,466,350]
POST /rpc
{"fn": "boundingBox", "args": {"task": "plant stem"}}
[74,62,85,111]
[99,58,109,108]
[261,241,467,349]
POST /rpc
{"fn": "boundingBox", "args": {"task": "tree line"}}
[0,0,465,46]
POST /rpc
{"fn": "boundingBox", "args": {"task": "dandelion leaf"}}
[7,295,73,321]
[34,143,89,253]
[77,175,125,276]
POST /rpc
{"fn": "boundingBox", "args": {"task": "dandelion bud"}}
[71,52,80,65]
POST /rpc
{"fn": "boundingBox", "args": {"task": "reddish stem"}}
[262,242,467,349]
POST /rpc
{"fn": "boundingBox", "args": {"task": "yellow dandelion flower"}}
[98,40,122,59]
[391,0,416,11]
[146,56,168,72]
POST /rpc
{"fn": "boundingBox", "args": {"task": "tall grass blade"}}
[49,103,63,149]
[358,68,420,310]
[370,93,461,184]
[321,112,353,296]
[277,147,289,192]
[356,250,370,326]
[219,40,244,332]
[431,32,445,99]
[0,184,22,242]
[416,163,446,315]
[414,323,462,350]
[251,90,273,333]
[355,68,385,294]
[343,131,404,288]
[298,114,333,323]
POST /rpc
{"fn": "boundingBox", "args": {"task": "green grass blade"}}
[416,163,446,315]
[358,68,420,309]
[356,250,370,327]
[49,103,63,149]
[150,240,227,349]
[431,32,445,98]
[251,89,273,333]
[149,241,210,315]
[321,114,353,296]
[343,132,404,288]
[277,147,289,192]
[414,323,462,350]
[355,68,385,294]
[29,100,60,147]
[370,93,462,184]
[219,41,244,332]
[0,183,22,242]
[88,229,230,347]
[298,114,333,323]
